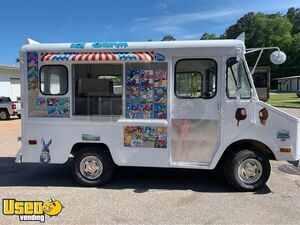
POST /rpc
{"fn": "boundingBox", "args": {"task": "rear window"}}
[0,97,11,103]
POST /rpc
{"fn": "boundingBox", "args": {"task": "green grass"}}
[267,93,300,108]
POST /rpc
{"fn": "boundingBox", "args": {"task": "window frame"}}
[174,58,218,99]
[39,65,69,96]
[226,57,251,99]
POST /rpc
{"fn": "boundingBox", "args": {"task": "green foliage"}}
[224,12,293,49]
[200,32,217,40]
[160,7,300,81]
[161,35,176,41]
[287,7,300,34]
[292,33,300,52]
[268,93,300,108]
[222,8,299,79]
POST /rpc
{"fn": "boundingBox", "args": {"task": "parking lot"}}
[0,109,300,225]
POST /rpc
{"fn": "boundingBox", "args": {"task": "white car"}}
[0,97,21,120]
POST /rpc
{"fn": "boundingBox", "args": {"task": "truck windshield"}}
[226,58,251,99]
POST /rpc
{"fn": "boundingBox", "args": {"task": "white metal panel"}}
[0,81,11,98]
[21,40,245,52]
[292,79,298,92]
[0,68,20,99]
[10,78,20,101]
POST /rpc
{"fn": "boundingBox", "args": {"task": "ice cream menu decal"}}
[124,66,168,148]
[124,126,167,149]
[126,69,167,119]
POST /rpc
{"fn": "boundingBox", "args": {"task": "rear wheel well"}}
[71,143,114,162]
[218,139,276,167]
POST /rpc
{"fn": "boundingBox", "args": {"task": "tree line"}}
[159,7,300,79]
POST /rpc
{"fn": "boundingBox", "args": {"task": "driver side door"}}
[170,57,221,164]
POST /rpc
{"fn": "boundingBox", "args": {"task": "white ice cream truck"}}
[16,37,300,191]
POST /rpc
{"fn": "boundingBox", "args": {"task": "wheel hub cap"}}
[238,158,263,184]
[79,156,103,180]
[0,111,6,119]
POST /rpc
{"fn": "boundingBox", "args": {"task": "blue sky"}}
[0,0,300,64]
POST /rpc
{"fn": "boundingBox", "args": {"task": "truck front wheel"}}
[0,110,10,120]
[72,147,114,187]
[224,148,271,191]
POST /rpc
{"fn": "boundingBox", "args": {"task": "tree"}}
[287,7,300,34]
[222,11,294,74]
[200,32,217,40]
[223,12,256,44]
[161,35,176,41]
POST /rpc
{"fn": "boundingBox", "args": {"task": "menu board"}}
[126,69,167,119]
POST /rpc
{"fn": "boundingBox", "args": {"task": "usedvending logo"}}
[276,129,290,141]
[2,198,63,223]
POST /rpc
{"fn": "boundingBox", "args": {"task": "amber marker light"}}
[280,147,292,153]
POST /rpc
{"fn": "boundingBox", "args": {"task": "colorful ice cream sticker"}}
[124,126,167,148]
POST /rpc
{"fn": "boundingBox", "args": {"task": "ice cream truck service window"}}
[73,64,123,116]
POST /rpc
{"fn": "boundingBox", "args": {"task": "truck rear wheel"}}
[0,109,10,120]
[224,148,270,191]
[72,147,114,187]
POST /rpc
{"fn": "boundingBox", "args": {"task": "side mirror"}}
[270,51,286,65]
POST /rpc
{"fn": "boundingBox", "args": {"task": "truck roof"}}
[21,39,245,52]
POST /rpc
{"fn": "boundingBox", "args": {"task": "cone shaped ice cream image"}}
[259,108,268,125]
[235,108,247,127]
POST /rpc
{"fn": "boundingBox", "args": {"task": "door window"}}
[226,58,251,99]
[175,59,217,99]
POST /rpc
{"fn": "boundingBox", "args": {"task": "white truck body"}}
[16,39,300,172]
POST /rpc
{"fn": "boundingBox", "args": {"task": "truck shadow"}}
[0,157,271,194]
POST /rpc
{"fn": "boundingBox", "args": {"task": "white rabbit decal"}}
[40,138,52,163]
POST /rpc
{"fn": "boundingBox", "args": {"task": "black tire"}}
[17,114,21,119]
[0,110,10,120]
[72,147,114,187]
[224,147,271,191]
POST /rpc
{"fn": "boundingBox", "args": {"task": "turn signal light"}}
[28,140,37,145]
[280,147,292,153]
